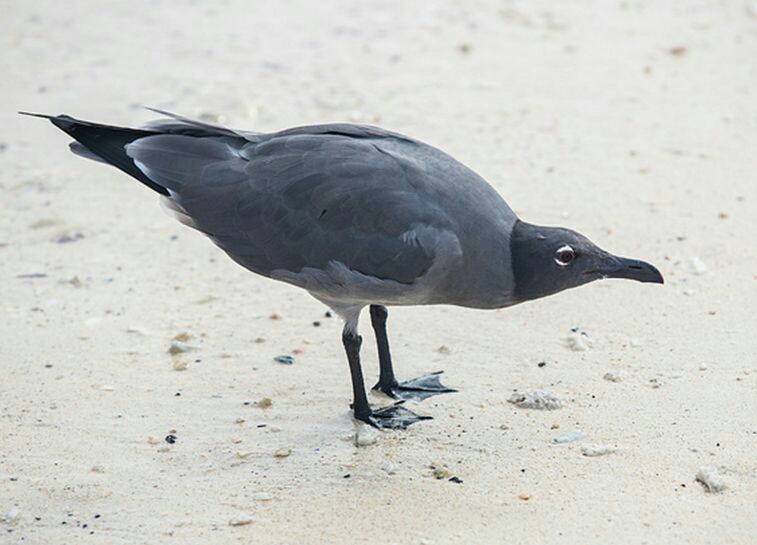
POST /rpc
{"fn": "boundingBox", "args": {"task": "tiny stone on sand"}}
[554,430,585,444]
[229,515,254,526]
[603,372,622,383]
[354,425,379,447]
[696,466,727,493]
[564,328,592,351]
[581,444,616,457]
[508,389,565,410]
[689,256,708,275]
[168,340,197,355]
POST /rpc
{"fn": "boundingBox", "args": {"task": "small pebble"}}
[437,345,451,354]
[254,337,266,343]
[669,46,687,56]
[689,256,708,275]
[696,466,726,493]
[3,508,20,524]
[380,461,397,475]
[518,494,532,501]
[354,425,379,447]
[312,321,321,327]
[168,340,197,355]
[324,310,333,318]
[172,359,189,371]
[554,430,585,444]
[565,328,592,351]
[699,363,708,371]
[581,444,616,457]
[537,361,547,368]
[448,476,463,484]
[165,434,177,444]
[54,232,85,244]
[147,436,161,445]
[507,389,565,410]
[269,313,281,320]
[235,417,246,424]
[273,355,294,365]
[603,372,622,383]
[229,516,254,526]
[236,451,254,459]
[173,331,191,342]
[257,398,273,409]
[274,448,291,458]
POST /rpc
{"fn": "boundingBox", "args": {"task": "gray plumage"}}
[23,109,663,429]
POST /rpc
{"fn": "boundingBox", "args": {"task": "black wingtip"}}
[18,111,58,120]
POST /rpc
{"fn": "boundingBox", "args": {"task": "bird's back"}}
[39,112,520,309]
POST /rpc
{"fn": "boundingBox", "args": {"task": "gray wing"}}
[126,129,456,284]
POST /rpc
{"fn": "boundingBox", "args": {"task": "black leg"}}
[369,304,457,402]
[342,329,371,422]
[341,325,430,430]
[370,304,398,394]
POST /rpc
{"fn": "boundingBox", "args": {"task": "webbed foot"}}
[372,371,457,402]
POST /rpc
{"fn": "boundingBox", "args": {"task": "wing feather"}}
[128,130,452,284]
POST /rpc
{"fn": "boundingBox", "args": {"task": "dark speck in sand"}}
[325,311,333,318]
[55,232,85,244]
[313,321,321,327]
[165,434,177,444]
[449,476,463,484]
[538,361,547,367]
[274,355,295,365]
[343,473,351,478]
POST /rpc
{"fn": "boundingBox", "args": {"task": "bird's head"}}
[509,220,664,303]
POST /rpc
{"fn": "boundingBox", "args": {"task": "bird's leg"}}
[342,328,371,422]
[369,304,457,402]
[369,304,398,393]
[342,325,430,430]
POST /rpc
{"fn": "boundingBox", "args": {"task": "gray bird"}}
[22,110,663,429]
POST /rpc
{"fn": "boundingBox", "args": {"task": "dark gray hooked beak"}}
[597,255,664,284]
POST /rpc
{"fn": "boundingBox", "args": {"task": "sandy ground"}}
[2,1,757,544]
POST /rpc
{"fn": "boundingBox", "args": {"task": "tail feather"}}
[19,111,169,195]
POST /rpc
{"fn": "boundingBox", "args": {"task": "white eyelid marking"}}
[554,244,574,267]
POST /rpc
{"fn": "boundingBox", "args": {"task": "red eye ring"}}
[555,245,576,266]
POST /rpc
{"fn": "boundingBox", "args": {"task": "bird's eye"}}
[554,245,576,266]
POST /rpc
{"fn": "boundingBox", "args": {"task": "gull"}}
[22,110,664,429]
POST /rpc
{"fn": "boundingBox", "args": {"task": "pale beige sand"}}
[2,2,756,544]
